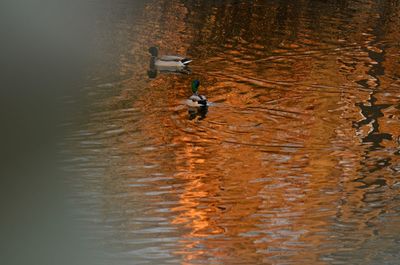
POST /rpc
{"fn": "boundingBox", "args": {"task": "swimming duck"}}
[186,80,207,108]
[149,46,191,68]
[187,80,208,120]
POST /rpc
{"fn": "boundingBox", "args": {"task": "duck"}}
[186,80,207,108]
[149,46,191,68]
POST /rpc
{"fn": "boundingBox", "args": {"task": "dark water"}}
[65,0,400,264]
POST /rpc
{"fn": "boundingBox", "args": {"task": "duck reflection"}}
[188,106,208,120]
[147,46,192,78]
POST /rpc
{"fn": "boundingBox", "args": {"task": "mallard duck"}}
[186,80,207,108]
[149,47,192,68]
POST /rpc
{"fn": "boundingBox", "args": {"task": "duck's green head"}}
[191,80,200,93]
[149,46,158,57]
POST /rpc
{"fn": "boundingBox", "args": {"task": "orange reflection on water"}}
[71,0,400,264]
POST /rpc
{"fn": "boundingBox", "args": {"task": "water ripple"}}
[65,0,400,264]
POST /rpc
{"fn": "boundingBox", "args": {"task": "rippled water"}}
[65,0,400,264]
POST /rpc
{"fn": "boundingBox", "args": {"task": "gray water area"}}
[64,0,400,264]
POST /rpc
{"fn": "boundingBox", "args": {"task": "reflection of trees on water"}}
[354,95,391,150]
[175,0,400,262]
[182,0,358,55]
[326,2,400,260]
[178,0,400,169]
[354,94,392,188]
[351,3,396,189]
[95,0,400,263]
[182,0,400,51]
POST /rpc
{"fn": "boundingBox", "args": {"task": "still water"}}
[65,0,400,264]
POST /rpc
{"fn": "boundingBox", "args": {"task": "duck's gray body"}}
[186,93,207,108]
[155,55,192,68]
[149,47,192,74]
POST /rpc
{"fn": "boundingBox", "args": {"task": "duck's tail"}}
[181,58,192,65]
[149,46,158,57]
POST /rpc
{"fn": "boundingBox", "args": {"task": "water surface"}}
[65,0,400,264]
